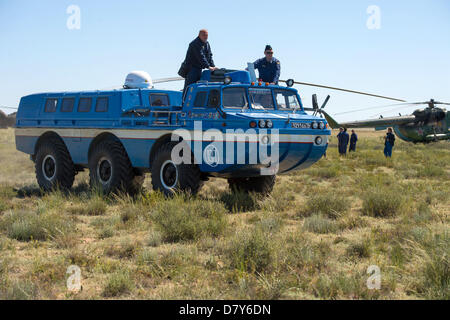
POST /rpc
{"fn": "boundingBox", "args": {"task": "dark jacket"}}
[253,57,281,84]
[350,133,358,144]
[337,131,349,145]
[385,132,395,146]
[185,37,215,70]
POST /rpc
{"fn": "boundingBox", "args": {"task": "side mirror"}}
[312,94,319,110]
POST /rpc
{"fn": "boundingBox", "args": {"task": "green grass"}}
[300,193,350,219]
[0,210,74,241]
[362,187,404,218]
[151,196,227,242]
[68,196,107,216]
[302,214,338,234]
[102,270,134,297]
[227,227,275,274]
[0,128,448,299]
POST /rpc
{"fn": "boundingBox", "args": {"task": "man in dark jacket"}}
[349,129,358,152]
[183,29,217,95]
[337,127,349,156]
[252,45,281,84]
[384,128,396,157]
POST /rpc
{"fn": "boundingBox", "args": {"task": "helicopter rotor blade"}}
[279,80,406,102]
[153,77,184,84]
[434,101,450,105]
[332,102,419,116]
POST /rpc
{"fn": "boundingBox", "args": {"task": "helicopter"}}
[275,80,449,143]
[320,99,449,143]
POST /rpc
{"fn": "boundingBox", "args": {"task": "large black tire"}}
[151,142,203,196]
[35,138,75,191]
[228,175,276,195]
[88,139,141,195]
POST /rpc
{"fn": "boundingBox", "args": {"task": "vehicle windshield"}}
[222,87,247,108]
[274,90,301,111]
[248,88,274,110]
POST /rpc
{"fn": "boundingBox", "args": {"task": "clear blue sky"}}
[1,0,449,121]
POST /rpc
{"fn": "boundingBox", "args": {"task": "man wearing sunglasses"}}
[252,45,281,85]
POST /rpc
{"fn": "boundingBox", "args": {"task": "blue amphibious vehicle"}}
[15,69,330,195]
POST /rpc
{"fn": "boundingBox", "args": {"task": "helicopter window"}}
[150,94,170,107]
[207,90,220,108]
[194,91,208,108]
[44,98,58,113]
[61,98,75,112]
[95,97,109,112]
[78,98,92,112]
[223,87,247,108]
[274,90,300,110]
[248,88,274,110]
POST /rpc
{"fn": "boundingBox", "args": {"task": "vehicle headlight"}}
[259,120,266,128]
[319,122,325,130]
[266,120,273,128]
[261,135,270,145]
[315,136,323,145]
[311,122,318,129]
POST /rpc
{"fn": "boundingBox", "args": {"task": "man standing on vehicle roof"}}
[183,29,218,96]
[252,45,281,85]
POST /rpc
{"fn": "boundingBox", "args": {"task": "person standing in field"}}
[384,128,396,157]
[337,127,349,156]
[349,129,358,152]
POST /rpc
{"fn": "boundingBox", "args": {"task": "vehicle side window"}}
[78,98,92,112]
[150,94,170,107]
[44,99,58,113]
[194,91,208,108]
[95,97,109,112]
[61,98,75,112]
[207,90,220,108]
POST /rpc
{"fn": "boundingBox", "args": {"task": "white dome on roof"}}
[124,71,153,89]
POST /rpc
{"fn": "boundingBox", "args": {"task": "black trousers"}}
[349,143,356,152]
[182,67,202,100]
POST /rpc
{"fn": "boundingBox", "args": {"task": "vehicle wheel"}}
[228,175,276,195]
[151,142,203,196]
[88,139,138,194]
[35,138,75,191]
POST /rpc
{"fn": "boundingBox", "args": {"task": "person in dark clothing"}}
[349,129,358,152]
[183,29,217,96]
[252,45,281,84]
[384,128,396,157]
[337,127,349,156]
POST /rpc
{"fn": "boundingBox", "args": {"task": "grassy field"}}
[0,128,448,300]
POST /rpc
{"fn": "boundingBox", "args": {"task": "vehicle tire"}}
[151,142,203,196]
[35,138,75,191]
[228,175,276,195]
[88,139,138,194]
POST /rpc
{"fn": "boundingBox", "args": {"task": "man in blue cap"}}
[252,45,281,84]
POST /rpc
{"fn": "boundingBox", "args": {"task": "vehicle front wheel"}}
[35,138,75,191]
[228,175,276,195]
[151,142,203,196]
[88,139,141,194]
